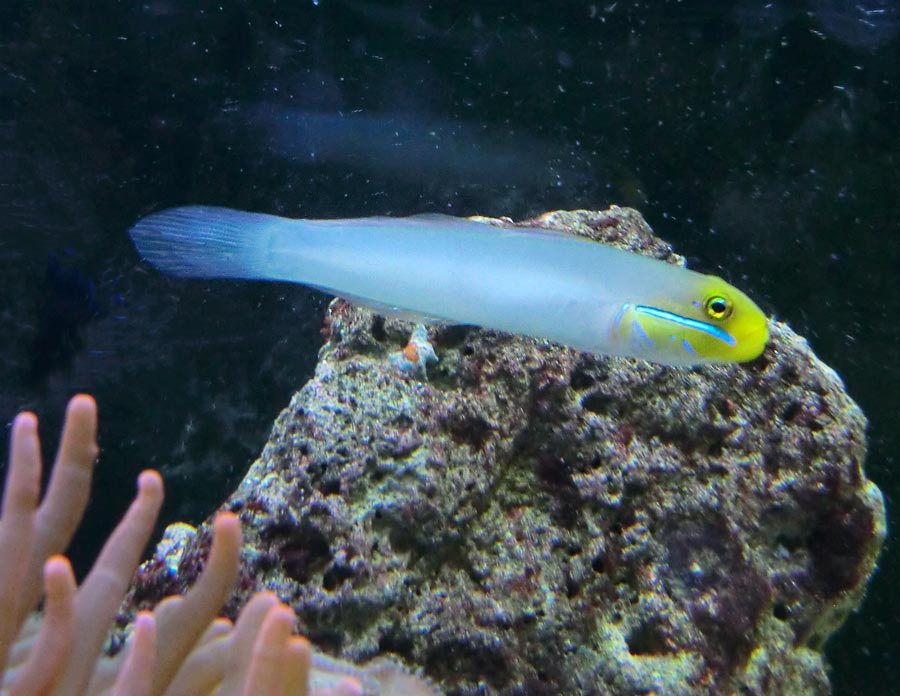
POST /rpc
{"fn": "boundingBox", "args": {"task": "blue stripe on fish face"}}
[631,317,655,349]
[634,305,737,347]
[613,303,630,333]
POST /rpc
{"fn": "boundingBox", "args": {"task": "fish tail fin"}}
[129,206,288,279]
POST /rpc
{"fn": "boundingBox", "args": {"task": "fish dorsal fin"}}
[406,212,470,223]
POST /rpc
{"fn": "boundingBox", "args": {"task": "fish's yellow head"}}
[614,274,769,366]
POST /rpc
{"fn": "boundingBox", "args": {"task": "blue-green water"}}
[1,2,897,693]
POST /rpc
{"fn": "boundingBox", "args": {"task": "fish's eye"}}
[704,295,732,321]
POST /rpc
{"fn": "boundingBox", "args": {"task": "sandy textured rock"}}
[128,207,885,695]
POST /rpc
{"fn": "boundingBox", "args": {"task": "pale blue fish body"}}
[129,206,769,366]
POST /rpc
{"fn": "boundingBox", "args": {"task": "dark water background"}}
[1,1,898,693]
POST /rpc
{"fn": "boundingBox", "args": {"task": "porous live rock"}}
[128,207,885,695]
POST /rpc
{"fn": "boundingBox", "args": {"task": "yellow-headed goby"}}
[129,206,769,367]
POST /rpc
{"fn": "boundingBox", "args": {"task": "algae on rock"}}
[130,207,885,695]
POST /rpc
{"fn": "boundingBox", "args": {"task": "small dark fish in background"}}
[28,252,102,382]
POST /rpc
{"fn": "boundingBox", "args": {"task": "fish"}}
[129,206,769,366]
[238,103,587,194]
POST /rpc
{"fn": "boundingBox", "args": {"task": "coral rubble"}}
[134,207,885,695]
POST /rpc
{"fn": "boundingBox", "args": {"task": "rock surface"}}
[129,207,886,695]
